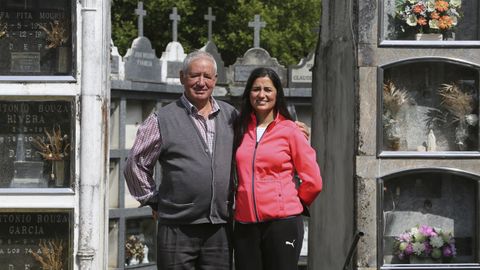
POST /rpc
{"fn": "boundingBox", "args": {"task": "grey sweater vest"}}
[156,99,236,224]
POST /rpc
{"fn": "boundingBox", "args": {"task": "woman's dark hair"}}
[233,67,292,150]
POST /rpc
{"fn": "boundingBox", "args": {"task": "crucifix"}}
[169,7,181,42]
[248,14,266,48]
[135,2,147,37]
[204,7,216,42]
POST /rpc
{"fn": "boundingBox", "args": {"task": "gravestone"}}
[289,52,314,88]
[0,100,72,188]
[228,14,286,95]
[228,48,287,95]
[110,40,123,80]
[124,37,162,83]
[124,2,162,83]
[160,7,185,84]
[0,1,73,76]
[0,211,72,269]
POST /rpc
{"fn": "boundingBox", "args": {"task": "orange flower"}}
[438,15,453,29]
[417,16,427,26]
[435,0,449,12]
[430,11,440,20]
[412,3,426,14]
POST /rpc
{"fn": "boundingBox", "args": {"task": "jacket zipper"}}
[251,122,273,222]
[252,141,260,222]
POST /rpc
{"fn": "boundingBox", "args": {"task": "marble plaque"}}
[124,37,162,83]
[0,100,73,188]
[0,210,72,269]
[0,0,73,76]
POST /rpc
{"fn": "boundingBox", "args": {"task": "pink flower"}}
[443,244,456,257]
[419,225,434,237]
[404,244,414,255]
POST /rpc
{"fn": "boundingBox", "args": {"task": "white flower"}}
[430,235,445,248]
[450,0,461,8]
[451,15,458,26]
[412,242,425,255]
[449,8,460,17]
[406,14,418,26]
[429,19,439,29]
[426,0,436,12]
[465,114,479,126]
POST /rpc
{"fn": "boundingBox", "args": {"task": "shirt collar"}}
[180,93,220,116]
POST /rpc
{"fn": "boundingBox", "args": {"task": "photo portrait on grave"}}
[124,50,237,270]
[232,67,323,270]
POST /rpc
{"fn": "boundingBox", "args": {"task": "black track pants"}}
[233,216,304,270]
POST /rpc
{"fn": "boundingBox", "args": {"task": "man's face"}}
[180,57,217,107]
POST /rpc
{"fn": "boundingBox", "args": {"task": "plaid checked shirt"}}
[124,94,221,205]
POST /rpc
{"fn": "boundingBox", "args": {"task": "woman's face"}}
[249,76,277,117]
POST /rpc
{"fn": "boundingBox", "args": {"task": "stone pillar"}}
[78,0,110,269]
[310,0,356,269]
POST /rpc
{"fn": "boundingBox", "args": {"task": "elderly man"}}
[124,50,236,270]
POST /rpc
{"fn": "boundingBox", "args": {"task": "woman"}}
[233,67,323,270]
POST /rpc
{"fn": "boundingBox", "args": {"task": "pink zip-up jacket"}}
[234,113,322,223]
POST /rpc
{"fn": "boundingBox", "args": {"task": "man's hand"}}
[295,121,311,140]
[152,210,159,220]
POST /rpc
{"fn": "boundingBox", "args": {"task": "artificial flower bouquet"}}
[396,0,462,35]
[394,225,456,262]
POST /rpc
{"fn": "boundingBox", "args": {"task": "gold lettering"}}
[16,12,33,20]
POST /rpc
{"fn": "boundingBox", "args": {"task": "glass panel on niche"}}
[125,100,156,149]
[0,0,73,76]
[0,210,73,269]
[382,172,476,265]
[0,100,74,188]
[108,219,119,269]
[382,61,479,152]
[382,0,479,41]
[110,99,120,150]
[109,160,119,208]
[125,218,156,267]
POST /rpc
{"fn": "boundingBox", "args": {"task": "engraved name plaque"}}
[0,210,72,269]
[0,100,73,188]
[0,0,73,77]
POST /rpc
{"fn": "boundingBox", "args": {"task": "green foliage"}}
[112,0,321,66]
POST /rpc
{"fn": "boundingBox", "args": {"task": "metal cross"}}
[248,14,266,48]
[204,7,216,41]
[135,2,147,37]
[169,7,181,42]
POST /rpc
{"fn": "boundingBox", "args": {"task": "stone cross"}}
[204,7,216,41]
[169,7,181,42]
[248,14,266,48]
[135,2,147,37]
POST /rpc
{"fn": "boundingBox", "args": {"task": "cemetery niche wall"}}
[0,99,74,189]
[0,0,75,79]
[349,0,480,270]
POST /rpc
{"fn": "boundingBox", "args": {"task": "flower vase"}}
[455,120,469,151]
[415,33,443,41]
[52,160,65,187]
[409,256,439,264]
[129,257,139,266]
[56,46,70,73]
